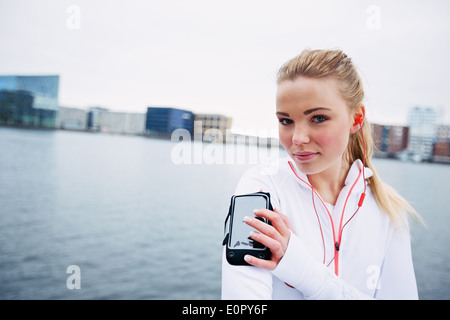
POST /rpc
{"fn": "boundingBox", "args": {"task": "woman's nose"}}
[292,125,310,145]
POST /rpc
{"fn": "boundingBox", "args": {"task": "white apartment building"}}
[407,106,439,161]
[100,111,146,135]
[87,107,145,135]
[56,106,87,130]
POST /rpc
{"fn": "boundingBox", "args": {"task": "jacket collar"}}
[287,158,373,193]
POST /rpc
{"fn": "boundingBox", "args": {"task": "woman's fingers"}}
[253,208,291,239]
[243,214,282,243]
[242,207,295,270]
[249,230,284,257]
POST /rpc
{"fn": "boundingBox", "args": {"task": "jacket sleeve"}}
[221,248,273,299]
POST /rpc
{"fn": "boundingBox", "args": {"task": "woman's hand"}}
[243,208,295,270]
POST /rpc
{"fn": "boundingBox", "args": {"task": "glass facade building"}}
[146,107,194,139]
[0,75,59,128]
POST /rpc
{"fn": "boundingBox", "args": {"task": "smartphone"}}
[225,192,272,265]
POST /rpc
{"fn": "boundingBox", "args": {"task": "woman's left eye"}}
[312,115,328,123]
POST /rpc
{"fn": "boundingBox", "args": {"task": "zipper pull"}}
[335,242,340,251]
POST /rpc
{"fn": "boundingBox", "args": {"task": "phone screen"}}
[229,195,268,251]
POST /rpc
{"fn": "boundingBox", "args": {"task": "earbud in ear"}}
[354,116,364,126]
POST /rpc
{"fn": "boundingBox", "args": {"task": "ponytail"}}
[348,120,421,227]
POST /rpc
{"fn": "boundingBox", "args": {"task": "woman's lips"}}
[293,151,318,162]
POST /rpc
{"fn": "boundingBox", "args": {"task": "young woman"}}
[222,49,421,299]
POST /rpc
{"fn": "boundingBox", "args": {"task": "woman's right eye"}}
[278,118,293,125]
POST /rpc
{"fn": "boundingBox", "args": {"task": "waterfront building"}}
[146,107,194,139]
[407,106,439,161]
[433,125,450,162]
[433,141,450,158]
[436,124,450,142]
[0,90,33,125]
[87,107,145,135]
[100,111,145,135]
[386,125,409,153]
[194,113,232,142]
[87,107,109,131]
[371,123,409,157]
[0,75,59,128]
[371,123,384,152]
[57,106,87,130]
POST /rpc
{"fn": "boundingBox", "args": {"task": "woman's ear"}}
[350,105,366,134]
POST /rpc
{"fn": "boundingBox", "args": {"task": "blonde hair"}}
[277,49,421,227]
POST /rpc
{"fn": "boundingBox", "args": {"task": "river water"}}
[0,127,448,299]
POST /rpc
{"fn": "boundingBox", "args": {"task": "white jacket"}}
[221,157,418,300]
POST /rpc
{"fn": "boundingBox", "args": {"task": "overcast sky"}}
[1,0,449,136]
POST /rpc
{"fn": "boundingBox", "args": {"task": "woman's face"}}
[276,76,360,177]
